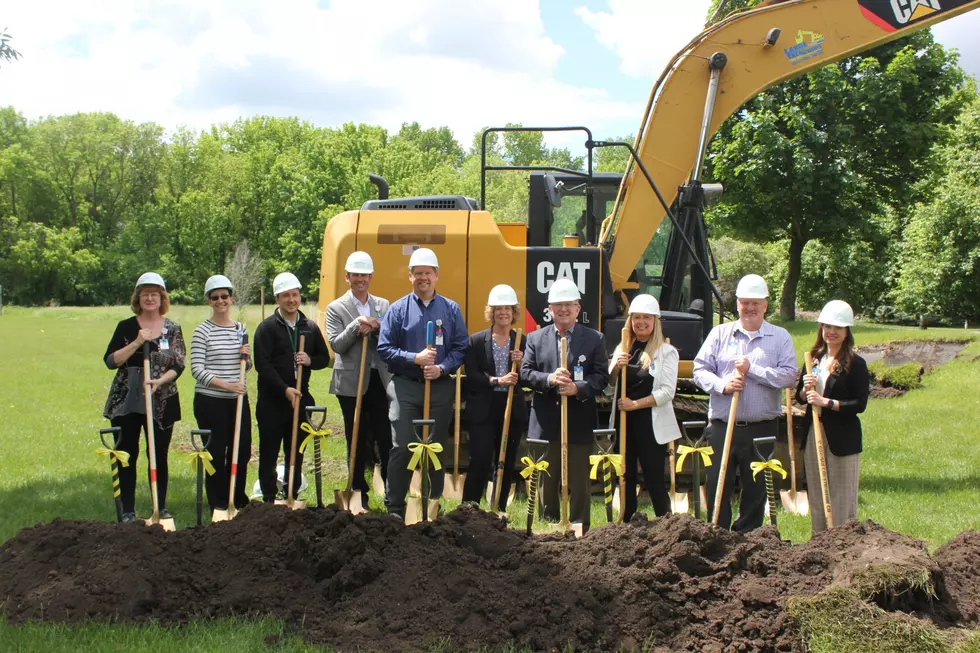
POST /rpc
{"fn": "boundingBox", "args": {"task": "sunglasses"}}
[209,293,231,301]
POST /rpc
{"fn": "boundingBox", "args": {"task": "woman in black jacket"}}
[462,284,527,511]
[796,300,869,533]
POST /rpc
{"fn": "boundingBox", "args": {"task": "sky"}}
[3,0,980,151]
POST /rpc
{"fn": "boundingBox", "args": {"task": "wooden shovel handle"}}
[785,388,797,496]
[711,388,739,526]
[286,335,306,505]
[347,337,369,490]
[143,345,161,519]
[493,329,522,510]
[805,353,834,528]
[559,336,569,529]
[454,364,463,488]
[227,358,248,510]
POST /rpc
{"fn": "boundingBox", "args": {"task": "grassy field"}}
[1,305,978,651]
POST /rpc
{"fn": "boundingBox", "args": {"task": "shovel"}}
[779,387,809,515]
[336,337,369,513]
[142,342,175,531]
[213,332,249,523]
[97,426,125,522]
[189,429,212,526]
[804,353,834,529]
[522,437,550,535]
[276,334,306,510]
[406,322,440,524]
[616,325,631,523]
[751,435,781,529]
[667,441,689,514]
[592,428,618,523]
[711,384,740,527]
[559,336,571,534]
[303,405,328,508]
[491,329,523,512]
[443,365,465,501]
[679,420,708,521]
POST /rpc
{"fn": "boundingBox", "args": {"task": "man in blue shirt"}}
[378,247,468,520]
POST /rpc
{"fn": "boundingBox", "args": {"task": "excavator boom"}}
[604,0,980,290]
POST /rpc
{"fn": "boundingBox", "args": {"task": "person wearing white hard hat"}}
[325,251,393,507]
[461,284,528,508]
[693,273,797,531]
[253,272,330,503]
[520,277,609,533]
[190,275,253,512]
[378,247,469,520]
[795,300,868,533]
[608,294,681,520]
[102,272,186,523]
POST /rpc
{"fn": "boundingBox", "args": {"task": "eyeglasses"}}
[209,294,231,301]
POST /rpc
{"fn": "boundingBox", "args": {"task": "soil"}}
[1,506,978,652]
[855,340,969,398]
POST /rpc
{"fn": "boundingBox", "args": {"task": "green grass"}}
[1,307,979,650]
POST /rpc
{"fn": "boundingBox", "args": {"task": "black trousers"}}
[705,418,777,532]
[542,441,592,532]
[193,393,252,511]
[615,408,671,521]
[462,391,525,510]
[337,370,391,498]
[110,412,174,514]
[257,395,312,502]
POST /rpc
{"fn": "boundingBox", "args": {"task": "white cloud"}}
[575,0,712,79]
[0,0,639,145]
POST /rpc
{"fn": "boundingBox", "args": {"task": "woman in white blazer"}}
[609,294,680,520]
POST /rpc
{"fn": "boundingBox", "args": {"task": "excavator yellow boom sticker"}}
[859,0,971,32]
[784,30,825,66]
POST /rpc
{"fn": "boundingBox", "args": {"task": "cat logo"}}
[858,0,970,33]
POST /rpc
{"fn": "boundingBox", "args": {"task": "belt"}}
[712,418,777,428]
[395,374,449,384]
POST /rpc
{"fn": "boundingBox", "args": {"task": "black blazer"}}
[520,324,609,445]
[462,328,528,426]
[795,354,869,457]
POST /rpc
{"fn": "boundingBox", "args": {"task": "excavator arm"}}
[603,0,980,290]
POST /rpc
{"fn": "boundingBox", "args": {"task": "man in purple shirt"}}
[378,247,468,520]
[693,274,798,531]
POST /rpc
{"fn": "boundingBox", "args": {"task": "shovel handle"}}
[286,334,306,506]
[143,343,162,520]
[347,338,369,493]
[785,388,798,496]
[711,389,740,526]
[805,353,834,528]
[227,358,248,516]
[559,336,569,531]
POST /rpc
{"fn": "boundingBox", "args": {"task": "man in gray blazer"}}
[520,278,609,533]
[326,251,392,506]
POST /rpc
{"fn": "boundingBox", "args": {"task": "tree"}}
[0,28,21,66]
[706,31,967,319]
[893,96,980,321]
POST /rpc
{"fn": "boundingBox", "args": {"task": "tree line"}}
[1,16,979,321]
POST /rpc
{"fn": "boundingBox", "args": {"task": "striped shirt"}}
[693,320,798,422]
[191,320,251,399]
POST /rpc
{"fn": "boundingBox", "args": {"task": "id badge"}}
[435,334,444,346]
[573,365,584,382]
[159,338,170,351]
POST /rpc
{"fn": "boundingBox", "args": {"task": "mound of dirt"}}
[1,506,977,652]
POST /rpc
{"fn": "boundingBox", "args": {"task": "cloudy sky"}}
[3,0,980,148]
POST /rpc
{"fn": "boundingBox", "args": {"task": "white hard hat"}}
[547,278,581,303]
[628,294,661,317]
[488,284,518,306]
[136,272,166,291]
[736,274,769,299]
[272,272,302,296]
[817,300,854,327]
[204,274,233,297]
[408,247,439,270]
[345,251,374,274]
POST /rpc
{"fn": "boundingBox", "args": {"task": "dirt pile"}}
[1,505,978,652]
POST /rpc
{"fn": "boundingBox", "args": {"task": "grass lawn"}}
[1,306,978,651]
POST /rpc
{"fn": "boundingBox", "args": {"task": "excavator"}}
[316,0,980,487]
[318,0,980,368]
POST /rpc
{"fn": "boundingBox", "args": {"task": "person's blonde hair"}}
[484,303,521,324]
[130,285,170,315]
[613,313,664,370]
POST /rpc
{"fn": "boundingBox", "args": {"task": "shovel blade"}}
[485,481,517,510]
[334,489,367,514]
[373,465,385,496]
[443,474,465,501]
[274,498,306,510]
[145,516,176,532]
[405,497,441,525]
[211,509,230,523]
[670,492,689,515]
[780,489,810,515]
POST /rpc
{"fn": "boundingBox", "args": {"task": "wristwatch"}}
[491,377,498,387]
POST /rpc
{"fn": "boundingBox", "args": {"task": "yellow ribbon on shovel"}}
[519,456,550,478]
[186,450,216,476]
[589,454,624,480]
[96,447,131,467]
[298,422,331,454]
[675,445,714,473]
[407,442,443,471]
[750,459,788,480]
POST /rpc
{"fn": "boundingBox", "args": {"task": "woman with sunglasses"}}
[190,275,253,514]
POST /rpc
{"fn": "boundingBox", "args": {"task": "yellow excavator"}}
[319,0,980,372]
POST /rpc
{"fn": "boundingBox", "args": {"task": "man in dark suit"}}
[520,278,609,533]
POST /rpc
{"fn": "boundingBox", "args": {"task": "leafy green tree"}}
[0,28,20,66]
